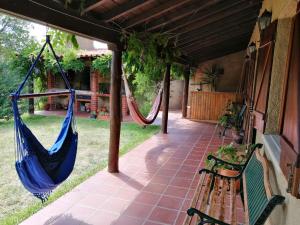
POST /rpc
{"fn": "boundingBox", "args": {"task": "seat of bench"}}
[185,147,285,225]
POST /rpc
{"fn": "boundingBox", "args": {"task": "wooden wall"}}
[190,91,241,121]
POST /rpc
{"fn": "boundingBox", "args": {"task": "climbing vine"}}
[122,32,182,93]
[92,54,112,77]
[121,32,188,113]
[43,29,85,74]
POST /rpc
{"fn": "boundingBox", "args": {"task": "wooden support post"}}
[108,48,122,173]
[162,64,171,134]
[182,67,190,118]
[28,76,34,114]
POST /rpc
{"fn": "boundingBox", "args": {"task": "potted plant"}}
[219,114,230,127]
[98,110,109,120]
[219,102,244,143]
[205,143,246,191]
[90,111,97,119]
[200,64,224,92]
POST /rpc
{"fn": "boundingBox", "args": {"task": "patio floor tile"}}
[20,112,236,225]
[148,207,179,224]
[157,195,184,210]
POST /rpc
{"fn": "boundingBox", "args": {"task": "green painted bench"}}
[185,143,285,225]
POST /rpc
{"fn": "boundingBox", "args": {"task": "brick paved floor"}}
[20,112,242,225]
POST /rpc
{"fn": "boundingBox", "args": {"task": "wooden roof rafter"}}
[167,0,261,36]
[138,0,220,32]
[82,0,106,14]
[184,33,252,54]
[120,0,195,29]
[99,0,153,22]
[176,12,258,47]
[192,39,250,63]
[0,0,263,65]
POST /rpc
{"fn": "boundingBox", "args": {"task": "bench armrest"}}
[207,155,244,172]
[199,168,241,180]
[187,207,230,225]
[206,143,263,173]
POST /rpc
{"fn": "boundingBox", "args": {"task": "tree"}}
[0,13,41,119]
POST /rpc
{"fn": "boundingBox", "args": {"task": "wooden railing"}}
[190,91,242,121]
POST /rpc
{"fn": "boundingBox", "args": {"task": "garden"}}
[0,114,159,224]
[0,14,163,224]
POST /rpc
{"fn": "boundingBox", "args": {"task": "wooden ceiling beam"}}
[82,0,105,14]
[176,11,257,46]
[178,20,255,49]
[187,37,249,58]
[142,0,221,32]
[101,0,151,22]
[192,43,248,63]
[0,0,120,45]
[123,0,193,29]
[166,0,261,35]
[183,33,251,54]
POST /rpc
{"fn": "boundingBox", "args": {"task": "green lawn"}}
[0,114,160,225]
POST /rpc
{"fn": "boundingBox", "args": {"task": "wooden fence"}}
[190,91,242,121]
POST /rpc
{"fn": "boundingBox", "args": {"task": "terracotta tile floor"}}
[20,112,240,225]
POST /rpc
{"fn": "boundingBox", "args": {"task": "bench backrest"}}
[243,151,285,225]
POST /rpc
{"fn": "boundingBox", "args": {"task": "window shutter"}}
[253,21,277,132]
[243,52,256,144]
[279,12,300,197]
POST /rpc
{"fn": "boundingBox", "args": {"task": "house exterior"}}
[246,1,300,224]
[46,37,128,119]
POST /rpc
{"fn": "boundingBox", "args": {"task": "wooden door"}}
[243,52,256,144]
[253,21,277,133]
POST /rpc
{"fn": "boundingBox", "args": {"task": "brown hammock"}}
[122,71,163,126]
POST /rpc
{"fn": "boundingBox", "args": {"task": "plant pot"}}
[218,169,240,192]
[99,115,109,120]
[90,114,97,119]
[232,130,243,144]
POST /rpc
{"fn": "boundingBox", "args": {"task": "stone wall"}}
[190,50,245,93]
[169,80,184,110]
[188,51,245,107]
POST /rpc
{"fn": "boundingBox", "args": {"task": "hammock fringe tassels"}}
[122,69,163,126]
[11,36,78,201]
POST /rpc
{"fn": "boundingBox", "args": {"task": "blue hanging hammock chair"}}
[11,36,78,201]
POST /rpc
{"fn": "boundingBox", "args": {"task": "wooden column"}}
[182,67,190,118]
[28,76,34,114]
[162,64,171,134]
[90,70,99,116]
[108,48,122,173]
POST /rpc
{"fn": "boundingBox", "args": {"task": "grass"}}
[0,114,160,225]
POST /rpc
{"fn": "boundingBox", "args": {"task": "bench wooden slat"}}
[184,172,207,225]
[200,174,213,213]
[207,176,220,217]
[219,178,229,222]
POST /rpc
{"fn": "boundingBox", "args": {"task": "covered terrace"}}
[0,0,262,172]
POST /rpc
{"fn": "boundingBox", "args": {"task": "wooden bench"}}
[185,143,285,225]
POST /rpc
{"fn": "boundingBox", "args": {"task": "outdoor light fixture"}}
[258,10,272,33]
[247,42,256,54]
